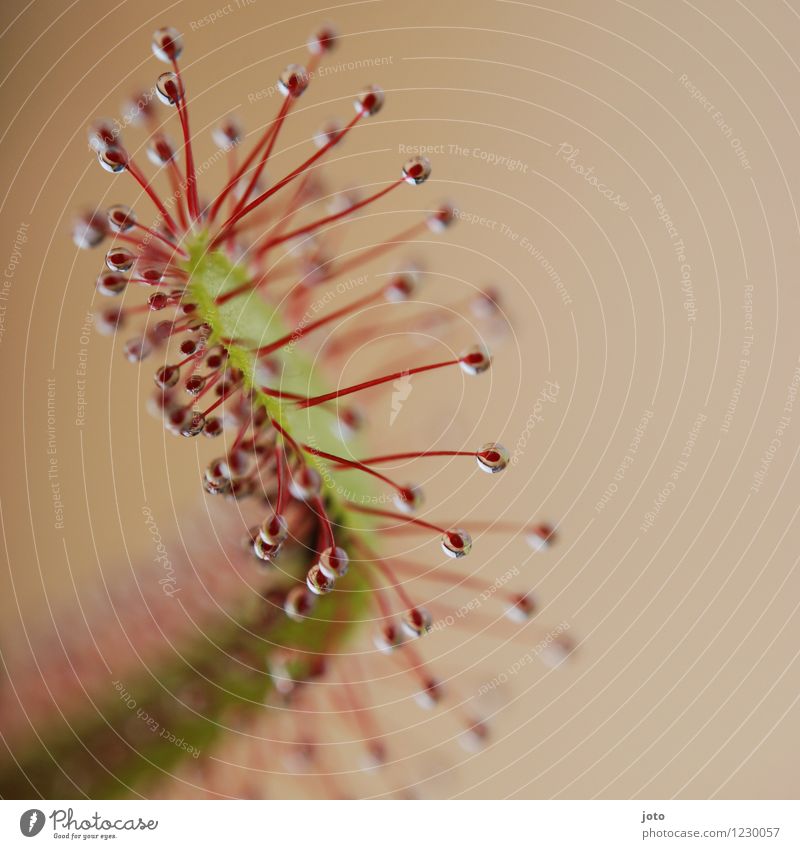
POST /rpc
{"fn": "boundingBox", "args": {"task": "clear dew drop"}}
[139,267,165,286]
[105,247,135,272]
[539,633,574,669]
[504,593,536,623]
[205,458,228,485]
[373,623,403,655]
[164,406,191,436]
[212,116,243,149]
[202,474,229,499]
[179,413,206,437]
[314,119,343,149]
[87,119,117,152]
[471,287,501,319]
[284,586,315,622]
[459,344,492,375]
[307,24,337,55]
[202,417,223,438]
[203,474,229,497]
[402,156,432,185]
[148,293,169,311]
[415,678,443,710]
[427,202,456,232]
[154,365,180,389]
[393,484,424,514]
[121,90,155,127]
[152,27,184,63]
[95,307,123,336]
[98,146,127,173]
[253,534,281,563]
[220,448,251,480]
[526,523,555,551]
[333,406,363,440]
[260,513,288,546]
[441,528,472,559]
[318,546,349,580]
[73,212,106,249]
[147,134,176,166]
[153,320,174,343]
[385,272,416,302]
[361,741,387,773]
[306,564,335,595]
[123,336,152,362]
[156,72,183,106]
[107,204,136,233]
[277,64,309,98]
[184,374,206,396]
[476,442,510,474]
[354,85,384,116]
[401,607,432,639]
[96,271,127,297]
[288,466,321,501]
[458,721,489,753]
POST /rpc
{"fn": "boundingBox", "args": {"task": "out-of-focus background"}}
[1,0,799,799]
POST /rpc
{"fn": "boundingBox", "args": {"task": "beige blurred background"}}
[2,0,800,799]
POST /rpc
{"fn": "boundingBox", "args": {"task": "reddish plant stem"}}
[301,443,405,496]
[344,502,449,535]
[335,450,477,467]
[226,96,292,224]
[166,157,190,230]
[210,109,367,246]
[295,357,461,409]
[311,495,336,549]
[353,539,416,611]
[125,159,181,238]
[249,178,405,255]
[274,446,287,514]
[171,60,200,221]
[250,286,385,356]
